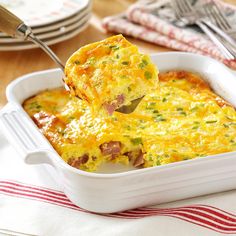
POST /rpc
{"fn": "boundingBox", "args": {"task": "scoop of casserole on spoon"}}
[64,35,159,115]
[0,6,159,114]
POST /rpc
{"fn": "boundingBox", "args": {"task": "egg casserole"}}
[64,35,158,114]
[23,71,236,172]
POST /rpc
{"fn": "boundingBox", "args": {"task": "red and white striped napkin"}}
[1,130,236,235]
[102,0,236,69]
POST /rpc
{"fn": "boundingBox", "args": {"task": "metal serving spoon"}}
[0,5,142,114]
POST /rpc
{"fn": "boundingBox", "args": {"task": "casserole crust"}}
[64,35,158,114]
[23,71,236,172]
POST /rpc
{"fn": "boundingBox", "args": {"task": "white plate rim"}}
[1,0,90,27]
[0,21,89,51]
[0,3,91,37]
[0,13,91,43]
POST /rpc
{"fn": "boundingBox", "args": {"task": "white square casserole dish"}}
[1,52,236,213]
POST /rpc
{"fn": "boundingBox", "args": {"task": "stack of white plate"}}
[0,0,91,51]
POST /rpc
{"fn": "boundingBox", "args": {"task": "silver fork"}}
[205,2,231,32]
[204,2,236,51]
[172,0,236,60]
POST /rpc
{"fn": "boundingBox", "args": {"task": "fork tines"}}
[204,2,231,32]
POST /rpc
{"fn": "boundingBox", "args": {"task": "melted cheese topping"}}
[23,71,236,172]
[64,35,158,113]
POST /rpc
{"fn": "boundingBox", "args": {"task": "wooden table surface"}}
[0,0,235,108]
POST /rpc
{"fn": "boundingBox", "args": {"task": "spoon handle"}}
[0,5,24,37]
[0,5,65,71]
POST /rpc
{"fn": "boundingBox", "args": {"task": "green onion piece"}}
[142,59,148,65]
[68,117,75,121]
[179,111,187,116]
[149,102,156,106]
[226,116,233,121]
[205,120,217,124]
[155,116,166,122]
[87,57,95,65]
[144,71,152,80]
[120,75,127,79]
[111,117,118,121]
[122,61,129,65]
[146,102,156,110]
[138,59,148,69]
[190,107,198,112]
[131,137,142,145]
[139,63,145,69]
[125,125,131,130]
[156,160,161,165]
[29,102,42,110]
[109,45,119,50]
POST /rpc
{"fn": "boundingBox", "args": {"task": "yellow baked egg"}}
[64,34,158,114]
[24,71,236,172]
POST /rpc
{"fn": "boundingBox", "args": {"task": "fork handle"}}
[202,19,236,51]
[196,20,235,60]
[0,5,24,37]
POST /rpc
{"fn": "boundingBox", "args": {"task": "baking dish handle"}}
[0,102,55,166]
